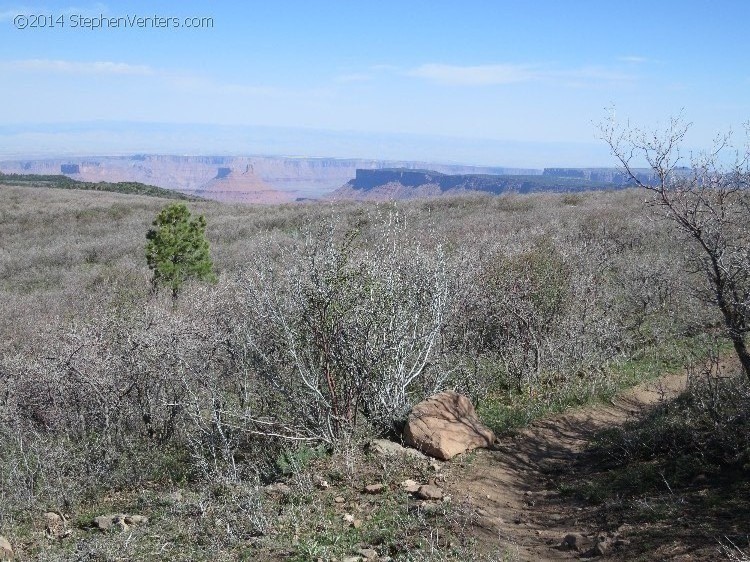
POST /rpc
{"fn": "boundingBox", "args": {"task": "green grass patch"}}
[477,335,726,436]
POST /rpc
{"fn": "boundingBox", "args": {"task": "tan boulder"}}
[403,391,495,460]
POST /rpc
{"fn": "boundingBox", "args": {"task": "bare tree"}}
[600,111,750,377]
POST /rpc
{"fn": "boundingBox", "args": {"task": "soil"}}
[441,373,692,560]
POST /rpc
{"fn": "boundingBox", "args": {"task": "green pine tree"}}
[145,203,216,298]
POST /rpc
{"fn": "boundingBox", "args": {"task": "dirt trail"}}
[443,373,689,560]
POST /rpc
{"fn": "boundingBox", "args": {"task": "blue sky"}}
[1,1,749,166]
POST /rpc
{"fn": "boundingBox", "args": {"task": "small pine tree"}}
[145,203,216,298]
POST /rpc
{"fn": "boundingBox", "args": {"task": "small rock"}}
[43,511,63,524]
[96,514,130,531]
[334,496,346,504]
[593,539,610,556]
[561,534,580,551]
[124,515,148,526]
[420,502,442,515]
[416,484,443,500]
[0,536,12,560]
[44,512,66,539]
[400,479,421,493]
[363,483,386,494]
[265,482,293,496]
[524,490,533,496]
[313,475,330,489]
[614,538,630,549]
[368,439,429,462]
[692,473,708,485]
[93,515,117,532]
[357,548,378,559]
[342,514,364,529]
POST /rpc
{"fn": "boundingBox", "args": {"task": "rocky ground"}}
[3,368,746,561]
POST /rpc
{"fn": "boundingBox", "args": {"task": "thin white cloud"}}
[165,74,280,96]
[370,64,400,72]
[1,58,283,98]
[0,59,154,75]
[618,55,649,64]
[335,72,373,83]
[550,66,634,85]
[407,62,635,87]
[407,63,539,85]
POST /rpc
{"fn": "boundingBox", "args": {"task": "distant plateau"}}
[0,155,653,204]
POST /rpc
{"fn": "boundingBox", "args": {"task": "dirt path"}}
[442,373,689,560]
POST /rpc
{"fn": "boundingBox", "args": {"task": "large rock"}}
[403,391,495,460]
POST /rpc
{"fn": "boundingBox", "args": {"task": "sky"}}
[1,0,749,167]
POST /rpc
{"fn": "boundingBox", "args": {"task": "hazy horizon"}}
[0,120,617,169]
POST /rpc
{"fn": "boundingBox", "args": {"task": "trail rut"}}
[443,373,689,560]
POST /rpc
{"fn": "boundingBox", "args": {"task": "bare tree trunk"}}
[730,334,750,378]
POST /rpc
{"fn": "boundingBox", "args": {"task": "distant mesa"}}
[60,164,80,174]
[189,166,292,204]
[542,167,657,185]
[544,168,586,179]
[328,168,642,201]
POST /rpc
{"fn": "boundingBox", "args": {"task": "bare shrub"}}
[0,279,261,517]
[239,212,452,441]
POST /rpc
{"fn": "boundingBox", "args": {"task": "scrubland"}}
[0,184,746,560]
